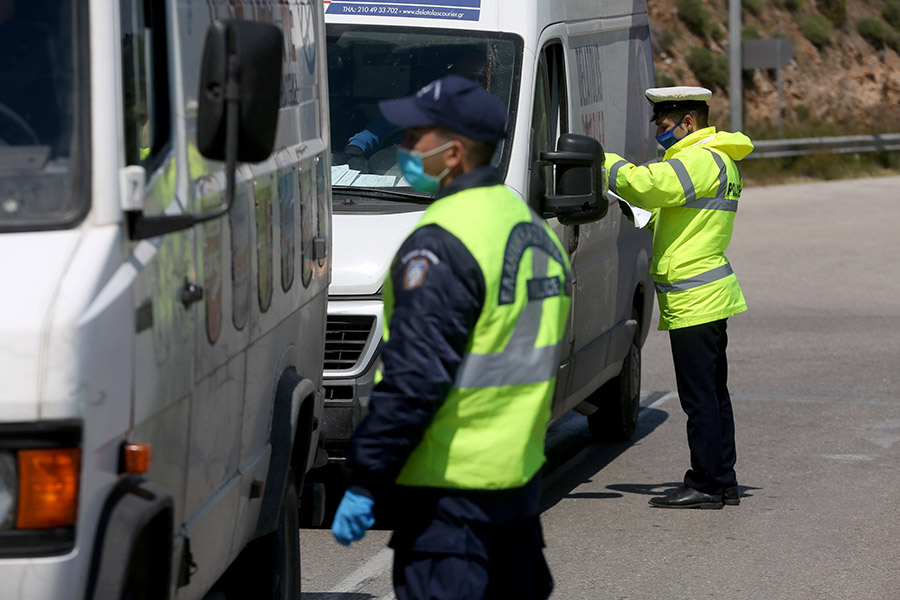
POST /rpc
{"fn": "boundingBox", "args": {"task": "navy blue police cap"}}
[378,75,507,143]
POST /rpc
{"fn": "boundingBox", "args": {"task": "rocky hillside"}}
[647,0,900,139]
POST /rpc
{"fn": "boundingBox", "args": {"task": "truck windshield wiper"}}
[333,186,432,204]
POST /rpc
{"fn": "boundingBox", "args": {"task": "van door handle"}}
[179,280,204,308]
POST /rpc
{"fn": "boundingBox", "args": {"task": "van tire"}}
[587,311,641,442]
[218,470,301,599]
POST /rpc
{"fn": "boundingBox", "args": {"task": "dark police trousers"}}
[669,318,738,494]
[385,482,553,600]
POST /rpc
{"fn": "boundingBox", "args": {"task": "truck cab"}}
[0,0,330,597]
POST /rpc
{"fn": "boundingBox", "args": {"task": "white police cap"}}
[645,86,712,121]
[645,86,713,103]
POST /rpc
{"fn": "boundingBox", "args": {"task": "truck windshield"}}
[326,25,521,203]
[0,0,86,232]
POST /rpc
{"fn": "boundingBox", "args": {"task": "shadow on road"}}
[540,404,669,511]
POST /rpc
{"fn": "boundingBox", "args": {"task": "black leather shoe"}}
[724,486,740,506]
[649,486,723,509]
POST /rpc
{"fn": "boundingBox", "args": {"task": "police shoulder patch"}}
[404,257,430,290]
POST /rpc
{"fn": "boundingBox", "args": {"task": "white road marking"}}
[641,391,677,414]
[323,547,393,597]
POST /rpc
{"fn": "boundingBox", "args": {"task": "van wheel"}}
[588,315,641,442]
[217,470,301,599]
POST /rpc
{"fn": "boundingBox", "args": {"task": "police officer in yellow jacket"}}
[331,75,571,599]
[605,86,753,509]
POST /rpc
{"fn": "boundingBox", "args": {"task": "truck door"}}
[120,0,194,530]
[182,5,253,573]
[531,42,575,411]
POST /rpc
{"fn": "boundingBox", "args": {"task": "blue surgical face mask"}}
[397,141,454,194]
[655,116,686,150]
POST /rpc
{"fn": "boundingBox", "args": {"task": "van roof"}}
[323,0,649,37]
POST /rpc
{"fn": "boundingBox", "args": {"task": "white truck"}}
[0,0,330,598]
[315,0,656,488]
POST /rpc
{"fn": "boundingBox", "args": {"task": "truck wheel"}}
[588,312,641,442]
[270,470,301,598]
[219,470,301,599]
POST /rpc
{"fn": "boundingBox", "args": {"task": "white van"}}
[317,0,655,479]
[0,0,330,598]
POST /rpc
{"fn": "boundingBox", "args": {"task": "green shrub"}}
[743,26,762,40]
[883,0,900,31]
[794,104,811,121]
[656,73,677,88]
[816,0,846,27]
[800,15,833,48]
[686,47,729,89]
[744,0,765,17]
[653,27,677,56]
[710,24,726,42]
[857,17,890,49]
[772,0,800,9]
[676,0,712,39]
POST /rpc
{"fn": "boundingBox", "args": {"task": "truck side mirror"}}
[537,134,608,225]
[197,20,283,162]
[127,20,283,241]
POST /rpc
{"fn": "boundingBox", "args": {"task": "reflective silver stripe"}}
[455,246,561,389]
[706,148,728,199]
[654,262,734,294]
[680,150,737,212]
[668,158,695,203]
[454,344,562,388]
[509,249,548,349]
[609,159,628,193]
[683,197,738,212]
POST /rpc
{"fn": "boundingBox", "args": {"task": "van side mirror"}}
[537,134,608,225]
[127,20,283,240]
[197,20,283,162]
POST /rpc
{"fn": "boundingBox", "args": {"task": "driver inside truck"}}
[339,46,493,168]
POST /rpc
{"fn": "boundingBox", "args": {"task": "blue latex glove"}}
[331,490,375,546]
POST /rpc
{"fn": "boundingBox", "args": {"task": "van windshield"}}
[0,0,86,232]
[326,25,521,204]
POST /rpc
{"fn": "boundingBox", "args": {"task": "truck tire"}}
[218,470,301,599]
[588,310,641,442]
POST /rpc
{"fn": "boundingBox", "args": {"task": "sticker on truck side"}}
[324,0,481,21]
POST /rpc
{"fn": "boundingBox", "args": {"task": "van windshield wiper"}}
[333,186,432,204]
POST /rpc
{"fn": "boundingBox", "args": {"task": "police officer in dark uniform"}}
[330,75,572,600]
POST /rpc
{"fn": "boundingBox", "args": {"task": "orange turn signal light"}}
[122,442,152,474]
[17,448,81,529]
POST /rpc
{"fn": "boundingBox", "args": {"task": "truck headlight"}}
[0,451,16,529]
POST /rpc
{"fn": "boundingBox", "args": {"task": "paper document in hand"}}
[609,191,652,229]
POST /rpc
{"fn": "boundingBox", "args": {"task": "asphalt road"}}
[299,176,900,600]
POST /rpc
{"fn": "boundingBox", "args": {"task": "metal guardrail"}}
[747,133,900,159]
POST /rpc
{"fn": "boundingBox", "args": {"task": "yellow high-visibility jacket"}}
[605,126,753,330]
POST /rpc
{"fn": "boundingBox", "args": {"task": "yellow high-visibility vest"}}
[382,184,571,489]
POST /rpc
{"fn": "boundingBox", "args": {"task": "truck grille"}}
[324,315,376,371]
